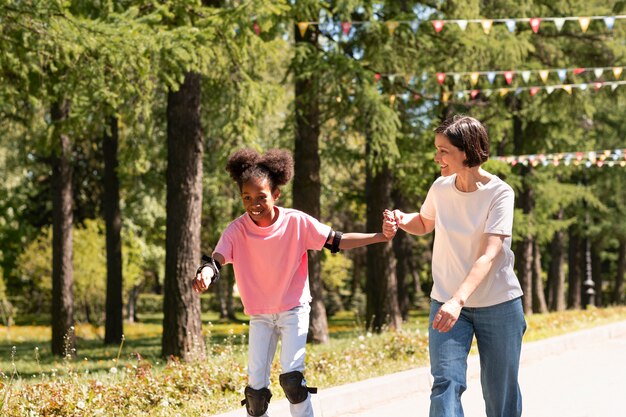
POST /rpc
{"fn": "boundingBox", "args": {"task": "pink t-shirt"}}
[214,206,332,315]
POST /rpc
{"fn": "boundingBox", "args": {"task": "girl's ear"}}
[273,188,281,201]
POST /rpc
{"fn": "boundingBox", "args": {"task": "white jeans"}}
[247,303,314,417]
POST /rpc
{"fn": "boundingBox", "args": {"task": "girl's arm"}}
[336,232,390,250]
[325,212,397,251]
[432,234,506,332]
[391,209,435,236]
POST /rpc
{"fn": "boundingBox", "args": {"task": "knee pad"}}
[279,371,317,404]
[241,386,272,416]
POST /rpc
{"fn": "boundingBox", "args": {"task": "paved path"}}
[213,321,626,417]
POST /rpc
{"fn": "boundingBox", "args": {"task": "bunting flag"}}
[452,80,626,101]
[412,66,625,86]
[291,14,625,39]
[493,149,626,168]
[297,22,309,37]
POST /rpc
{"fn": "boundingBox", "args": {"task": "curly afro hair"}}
[226,148,294,190]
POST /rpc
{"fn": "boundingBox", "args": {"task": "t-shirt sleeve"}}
[420,183,437,220]
[213,226,235,265]
[302,213,332,251]
[484,188,515,236]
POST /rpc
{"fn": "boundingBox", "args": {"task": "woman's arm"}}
[391,209,435,236]
[432,234,506,332]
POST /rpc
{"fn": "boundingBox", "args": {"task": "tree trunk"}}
[162,72,205,361]
[532,240,548,314]
[392,187,412,321]
[511,107,532,313]
[103,116,124,344]
[568,227,582,309]
[516,165,534,314]
[393,230,412,321]
[126,283,143,324]
[591,243,603,307]
[50,100,76,357]
[547,209,566,311]
[613,237,625,304]
[217,269,236,320]
[365,161,401,332]
[293,22,328,344]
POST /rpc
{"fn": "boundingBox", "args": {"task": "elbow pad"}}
[197,255,222,284]
[323,231,343,254]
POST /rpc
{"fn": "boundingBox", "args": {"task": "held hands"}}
[432,298,464,333]
[192,267,214,293]
[382,209,398,240]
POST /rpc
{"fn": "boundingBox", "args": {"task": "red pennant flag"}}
[529,18,541,33]
[436,73,446,85]
[253,22,261,36]
[573,68,586,75]
[530,87,539,96]
[375,73,381,82]
[470,90,479,99]
[342,22,351,35]
[594,82,603,90]
[432,20,444,33]
[504,71,514,85]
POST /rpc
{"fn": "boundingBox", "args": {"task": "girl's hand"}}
[432,298,463,332]
[192,267,214,293]
[382,210,397,240]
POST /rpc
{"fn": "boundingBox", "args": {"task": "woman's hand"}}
[432,298,464,332]
[391,209,406,228]
[192,267,214,293]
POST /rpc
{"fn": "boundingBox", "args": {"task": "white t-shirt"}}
[420,174,523,308]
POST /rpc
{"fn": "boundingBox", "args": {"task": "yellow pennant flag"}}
[470,72,480,86]
[389,94,396,105]
[562,85,573,94]
[481,20,493,34]
[579,17,591,33]
[297,22,309,37]
[386,21,400,35]
[539,70,549,83]
[613,67,623,79]
[442,91,450,103]
[499,88,509,97]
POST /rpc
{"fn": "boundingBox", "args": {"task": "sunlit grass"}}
[0,306,625,416]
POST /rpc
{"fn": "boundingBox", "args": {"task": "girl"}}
[193,148,397,417]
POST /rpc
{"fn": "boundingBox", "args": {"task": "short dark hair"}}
[225,148,294,191]
[434,115,490,167]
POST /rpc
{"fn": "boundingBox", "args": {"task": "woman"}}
[388,115,526,417]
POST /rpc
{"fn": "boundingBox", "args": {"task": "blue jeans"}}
[428,297,526,417]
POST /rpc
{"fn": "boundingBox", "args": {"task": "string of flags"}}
[288,14,625,38]
[373,66,624,88]
[432,66,624,86]
[493,149,626,168]
[380,80,626,106]
[445,80,626,102]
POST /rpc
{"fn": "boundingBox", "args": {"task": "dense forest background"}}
[1,0,625,359]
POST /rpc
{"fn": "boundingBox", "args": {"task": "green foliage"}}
[15,220,145,324]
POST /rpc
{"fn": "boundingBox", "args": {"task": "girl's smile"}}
[241,177,280,227]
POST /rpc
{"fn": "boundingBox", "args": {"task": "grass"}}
[1,306,625,416]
